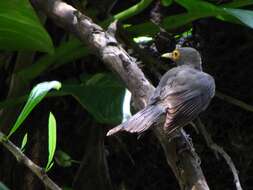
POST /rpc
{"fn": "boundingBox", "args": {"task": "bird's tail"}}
[106,105,165,136]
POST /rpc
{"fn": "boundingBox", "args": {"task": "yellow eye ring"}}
[172,50,180,60]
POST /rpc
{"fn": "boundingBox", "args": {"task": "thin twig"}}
[216,91,253,113]
[196,119,243,190]
[0,131,61,190]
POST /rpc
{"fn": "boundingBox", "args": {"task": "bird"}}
[106,47,215,136]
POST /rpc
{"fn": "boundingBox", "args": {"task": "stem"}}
[0,131,61,190]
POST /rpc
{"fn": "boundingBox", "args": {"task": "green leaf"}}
[175,0,221,13]
[133,36,153,43]
[18,39,88,81]
[46,112,57,172]
[46,161,54,172]
[161,0,173,7]
[21,133,28,151]
[62,73,125,124]
[223,8,253,28]
[113,0,153,22]
[1,74,125,125]
[0,0,54,53]
[0,182,9,190]
[162,12,206,30]
[175,28,192,38]
[127,21,159,36]
[8,81,62,138]
[55,150,73,167]
[174,0,253,29]
[222,0,253,8]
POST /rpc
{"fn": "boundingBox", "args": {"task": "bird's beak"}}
[161,52,173,60]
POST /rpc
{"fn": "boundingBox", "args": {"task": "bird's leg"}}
[167,127,201,166]
[179,128,201,165]
[164,110,201,164]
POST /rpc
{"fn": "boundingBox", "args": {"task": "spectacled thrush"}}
[107,47,215,136]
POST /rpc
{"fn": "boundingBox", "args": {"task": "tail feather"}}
[106,125,123,136]
[106,105,164,136]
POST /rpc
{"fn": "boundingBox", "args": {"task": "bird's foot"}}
[178,129,201,165]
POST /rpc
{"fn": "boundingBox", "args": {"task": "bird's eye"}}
[172,50,180,60]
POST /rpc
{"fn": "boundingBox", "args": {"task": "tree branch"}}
[196,119,243,190]
[30,0,209,189]
[216,91,253,113]
[0,131,61,190]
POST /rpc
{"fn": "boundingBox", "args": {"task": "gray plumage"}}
[107,47,215,136]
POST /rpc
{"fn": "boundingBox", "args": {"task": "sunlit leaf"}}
[0,0,54,53]
[45,112,57,172]
[0,182,9,190]
[8,81,61,138]
[133,36,153,43]
[21,133,28,151]
[46,112,57,171]
[223,8,253,28]
[174,0,253,29]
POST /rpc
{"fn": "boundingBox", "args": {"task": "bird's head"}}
[161,47,202,70]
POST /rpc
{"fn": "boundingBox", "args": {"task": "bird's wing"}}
[150,67,214,107]
[150,68,215,134]
[163,94,203,134]
[149,67,188,105]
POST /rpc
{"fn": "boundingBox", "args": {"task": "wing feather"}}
[164,94,203,134]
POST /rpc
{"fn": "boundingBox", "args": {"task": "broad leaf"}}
[8,81,61,138]
[174,0,253,29]
[221,0,253,9]
[0,182,9,190]
[18,39,88,81]
[62,73,125,124]
[0,0,54,53]
[161,0,173,7]
[46,112,57,172]
[223,8,253,28]
[175,0,221,13]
